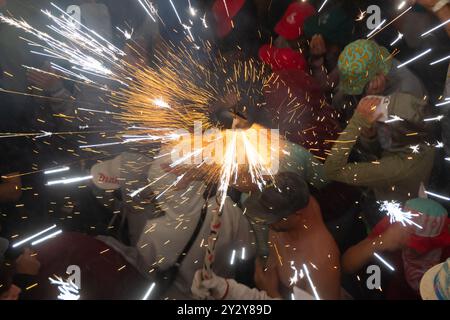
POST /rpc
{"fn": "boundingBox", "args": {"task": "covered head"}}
[274,1,316,40]
[338,40,392,95]
[243,171,310,224]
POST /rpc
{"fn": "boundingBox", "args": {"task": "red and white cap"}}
[275,2,316,40]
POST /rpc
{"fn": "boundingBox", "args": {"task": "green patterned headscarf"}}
[338,39,393,95]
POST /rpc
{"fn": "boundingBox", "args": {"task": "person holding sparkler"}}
[342,198,450,299]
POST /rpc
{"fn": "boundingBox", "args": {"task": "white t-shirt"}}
[134,148,256,299]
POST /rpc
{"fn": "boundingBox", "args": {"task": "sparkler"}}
[397,49,432,69]
[378,200,422,229]
[373,253,395,271]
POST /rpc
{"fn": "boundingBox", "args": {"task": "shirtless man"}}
[243,172,341,300]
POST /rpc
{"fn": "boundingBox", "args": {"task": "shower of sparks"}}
[430,54,450,66]
[12,225,57,248]
[318,0,329,13]
[142,282,156,300]
[367,19,387,38]
[397,49,432,69]
[46,175,93,186]
[425,191,450,201]
[373,253,395,271]
[390,32,404,46]
[424,115,444,122]
[31,229,63,246]
[378,201,422,229]
[421,18,450,37]
[44,166,70,175]
[302,264,320,300]
[49,276,80,300]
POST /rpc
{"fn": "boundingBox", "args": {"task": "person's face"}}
[0,284,21,300]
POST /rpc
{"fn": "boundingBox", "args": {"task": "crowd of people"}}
[0,0,449,300]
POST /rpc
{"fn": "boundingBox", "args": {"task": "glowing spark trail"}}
[421,18,450,37]
[46,175,93,186]
[318,0,329,13]
[398,1,407,10]
[12,225,57,248]
[230,249,236,265]
[31,229,63,246]
[424,115,444,122]
[142,283,156,300]
[367,19,387,38]
[430,54,450,66]
[425,191,450,201]
[385,115,404,123]
[397,49,432,69]
[390,32,404,46]
[374,253,395,271]
[44,167,70,175]
[378,201,422,229]
[303,264,320,300]
[368,6,412,39]
[436,100,450,106]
